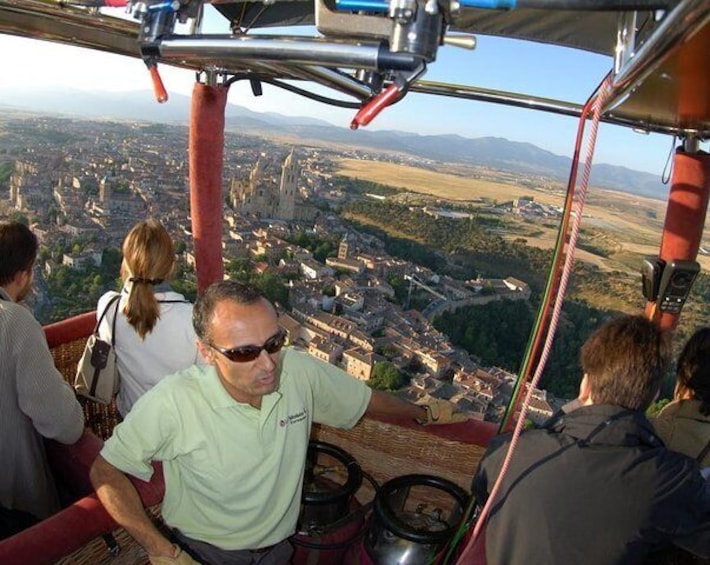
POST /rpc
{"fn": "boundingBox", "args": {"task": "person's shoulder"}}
[157,292,194,316]
[280,347,313,371]
[282,346,305,362]
[0,297,29,317]
[97,290,121,312]
[0,298,42,329]
[157,290,191,304]
[484,425,564,462]
[488,426,550,447]
[653,400,682,419]
[131,364,203,407]
[652,444,703,483]
[486,432,512,451]
[157,364,203,390]
[278,348,303,380]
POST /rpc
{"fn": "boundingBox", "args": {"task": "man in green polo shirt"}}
[90,281,466,564]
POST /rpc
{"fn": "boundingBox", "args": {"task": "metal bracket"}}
[316,0,392,40]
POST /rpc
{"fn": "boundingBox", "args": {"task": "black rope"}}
[225,74,364,109]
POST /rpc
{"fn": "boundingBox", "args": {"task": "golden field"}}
[334,158,710,274]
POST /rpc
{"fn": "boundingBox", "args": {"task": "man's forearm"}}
[90,456,174,558]
[366,390,428,422]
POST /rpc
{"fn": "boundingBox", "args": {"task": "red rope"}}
[501,89,592,433]
[455,75,613,563]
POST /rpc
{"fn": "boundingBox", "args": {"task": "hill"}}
[0,87,666,200]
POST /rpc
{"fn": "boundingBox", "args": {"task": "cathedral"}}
[229,150,302,221]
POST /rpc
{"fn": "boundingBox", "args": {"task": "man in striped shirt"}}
[0,221,84,539]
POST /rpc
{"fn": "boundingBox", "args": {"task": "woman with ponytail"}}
[97,219,200,417]
[653,328,710,467]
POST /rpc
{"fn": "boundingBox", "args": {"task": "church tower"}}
[338,233,350,259]
[99,175,111,205]
[250,155,266,186]
[277,149,298,221]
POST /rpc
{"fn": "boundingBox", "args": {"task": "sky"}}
[0,5,694,175]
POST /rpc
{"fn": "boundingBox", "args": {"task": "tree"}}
[387,274,407,305]
[368,361,408,391]
[226,257,252,278]
[172,279,197,302]
[101,247,122,281]
[0,162,13,184]
[8,211,29,226]
[254,272,290,309]
[313,243,333,263]
[252,253,269,264]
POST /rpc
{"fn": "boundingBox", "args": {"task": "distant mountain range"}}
[0,87,667,200]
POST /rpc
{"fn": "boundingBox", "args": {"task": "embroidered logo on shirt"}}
[279,408,308,427]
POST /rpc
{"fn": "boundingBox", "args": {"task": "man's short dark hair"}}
[0,221,38,286]
[193,281,266,341]
[580,314,670,411]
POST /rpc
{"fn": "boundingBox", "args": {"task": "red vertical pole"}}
[646,149,710,330]
[189,82,228,292]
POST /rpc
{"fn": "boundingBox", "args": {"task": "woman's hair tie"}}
[128,277,164,285]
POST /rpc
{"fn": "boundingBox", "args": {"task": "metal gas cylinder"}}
[364,474,469,565]
[292,441,365,565]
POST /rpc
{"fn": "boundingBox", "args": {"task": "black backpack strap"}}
[95,294,121,336]
[110,295,120,347]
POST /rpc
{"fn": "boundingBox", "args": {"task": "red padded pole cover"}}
[189,83,229,292]
[646,149,710,330]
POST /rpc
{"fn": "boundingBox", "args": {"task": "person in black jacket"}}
[472,314,710,565]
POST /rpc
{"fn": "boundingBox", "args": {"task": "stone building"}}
[229,150,299,221]
[229,150,317,222]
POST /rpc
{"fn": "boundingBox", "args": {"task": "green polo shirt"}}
[101,348,371,549]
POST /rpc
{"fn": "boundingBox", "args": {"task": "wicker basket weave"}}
[313,419,484,505]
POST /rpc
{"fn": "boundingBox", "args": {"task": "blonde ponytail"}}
[120,219,175,339]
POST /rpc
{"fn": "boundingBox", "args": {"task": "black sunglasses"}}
[209,329,287,363]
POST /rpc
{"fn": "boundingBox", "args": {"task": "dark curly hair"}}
[675,328,710,416]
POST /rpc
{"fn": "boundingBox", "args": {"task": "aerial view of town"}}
[2,112,709,424]
[4,0,710,560]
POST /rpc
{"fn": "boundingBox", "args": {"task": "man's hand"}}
[417,398,469,425]
[149,545,199,565]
